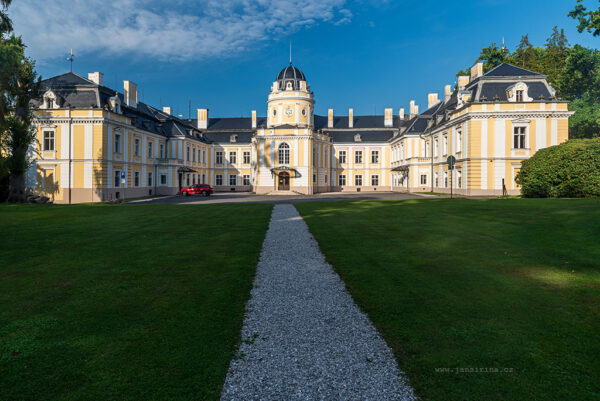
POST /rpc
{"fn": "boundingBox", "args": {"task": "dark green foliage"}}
[516,137,600,197]
[569,0,600,36]
[297,199,600,401]
[0,203,273,400]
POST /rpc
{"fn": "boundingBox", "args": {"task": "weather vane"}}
[67,49,75,72]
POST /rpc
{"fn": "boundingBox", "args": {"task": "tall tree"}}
[513,35,539,71]
[477,42,511,73]
[569,0,600,36]
[544,26,570,87]
[0,0,12,35]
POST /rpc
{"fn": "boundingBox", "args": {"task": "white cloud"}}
[10,0,352,62]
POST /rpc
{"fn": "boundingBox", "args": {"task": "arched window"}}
[278,142,290,165]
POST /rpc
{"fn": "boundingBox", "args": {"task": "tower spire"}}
[67,49,75,73]
[289,40,292,65]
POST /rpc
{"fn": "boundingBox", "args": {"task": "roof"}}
[326,130,395,143]
[314,115,409,130]
[483,63,545,78]
[277,63,306,81]
[477,81,552,101]
[202,131,254,144]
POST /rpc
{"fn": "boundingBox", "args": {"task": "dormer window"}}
[230,134,238,143]
[42,91,59,109]
[507,82,532,102]
[354,134,362,142]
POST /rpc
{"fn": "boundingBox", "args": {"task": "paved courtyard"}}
[135,191,428,205]
[220,204,417,400]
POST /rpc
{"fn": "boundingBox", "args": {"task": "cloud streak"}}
[11,0,352,62]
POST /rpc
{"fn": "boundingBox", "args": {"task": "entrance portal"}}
[278,172,290,190]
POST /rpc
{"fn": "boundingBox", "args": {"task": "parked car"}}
[179,184,214,196]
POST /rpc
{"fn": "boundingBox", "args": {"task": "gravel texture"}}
[220,204,417,401]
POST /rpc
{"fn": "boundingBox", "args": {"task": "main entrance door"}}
[278,172,290,190]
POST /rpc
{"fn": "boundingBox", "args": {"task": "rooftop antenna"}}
[67,49,75,73]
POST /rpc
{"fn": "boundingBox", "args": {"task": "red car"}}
[179,184,214,196]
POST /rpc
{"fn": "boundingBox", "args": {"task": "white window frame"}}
[278,143,290,165]
[371,174,379,186]
[338,150,346,164]
[148,172,153,187]
[420,174,427,185]
[371,150,379,164]
[243,151,251,164]
[355,174,363,186]
[243,174,250,186]
[216,151,223,165]
[216,174,223,186]
[134,171,140,187]
[338,174,346,186]
[229,174,237,186]
[160,174,167,185]
[355,150,363,164]
[148,141,153,158]
[229,151,237,165]
[134,138,140,157]
[43,130,55,151]
[513,125,528,149]
[114,133,122,154]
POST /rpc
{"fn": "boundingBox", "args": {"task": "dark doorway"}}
[178,173,183,190]
[278,172,290,190]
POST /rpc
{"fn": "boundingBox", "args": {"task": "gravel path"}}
[221,204,417,401]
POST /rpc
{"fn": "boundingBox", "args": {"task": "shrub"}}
[516,138,600,198]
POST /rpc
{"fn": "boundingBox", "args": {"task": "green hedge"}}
[516,138,600,197]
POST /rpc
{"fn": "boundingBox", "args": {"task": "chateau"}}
[30,62,572,203]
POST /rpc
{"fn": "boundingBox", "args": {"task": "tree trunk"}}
[8,171,25,202]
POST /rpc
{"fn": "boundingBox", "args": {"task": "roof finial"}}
[289,40,292,65]
[67,49,75,73]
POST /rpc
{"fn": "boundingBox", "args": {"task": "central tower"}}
[267,63,314,128]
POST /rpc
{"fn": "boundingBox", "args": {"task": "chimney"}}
[414,105,419,115]
[444,85,452,101]
[252,110,257,129]
[348,108,353,128]
[409,100,417,118]
[328,108,334,128]
[88,72,103,86]
[124,80,138,108]
[399,108,405,120]
[458,75,470,90]
[162,106,172,115]
[384,108,393,127]
[427,93,440,109]
[470,62,483,80]
[197,108,208,130]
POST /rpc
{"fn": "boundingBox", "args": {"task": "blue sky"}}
[10,0,599,117]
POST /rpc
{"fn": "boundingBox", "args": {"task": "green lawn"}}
[0,203,272,401]
[296,198,600,401]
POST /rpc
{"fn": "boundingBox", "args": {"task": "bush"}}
[516,138,600,198]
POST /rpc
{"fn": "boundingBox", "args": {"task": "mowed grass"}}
[0,203,272,401]
[296,198,600,401]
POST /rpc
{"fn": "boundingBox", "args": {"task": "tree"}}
[569,0,600,36]
[0,1,41,201]
[513,35,541,72]
[477,42,511,73]
[544,26,570,87]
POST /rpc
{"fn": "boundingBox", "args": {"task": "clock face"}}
[285,107,293,116]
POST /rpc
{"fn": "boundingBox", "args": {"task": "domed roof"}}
[276,63,306,82]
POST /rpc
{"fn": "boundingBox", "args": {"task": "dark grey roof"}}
[202,131,254,144]
[185,117,267,130]
[478,81,552,101]
[325,130,395,143]
[484,63,545,78]
[314,115,409,130]
[277,64,306,81]
[41,72,96,87]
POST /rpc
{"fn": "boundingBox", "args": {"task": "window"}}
[443,135,448,156]
[216,151,223,164]
[148,172,153,187]
[229,151,237,164]
[243,175,250,185]
[114,171,121,188]
[420,174,427,185]
[186,146,190,161]
[186,174,190,186]
[134,138,140,157]
[43,131,55,151]
[435,172,439,187]
[278,143,290,165]
[273,108,277,116]
[457,168,462,188]
[160,144,164,158]
[193,174,196,185]
[202,174,205,184]
[516,90,524,102]
[114,133,121,154]
[338,174,346,186]
[371,175,379,186]
[313,174,316,183]
[371,150,379,164]
[355,150,363,164]
[434,138,439,157]
[193,148,196,162]
[148,141,153,158]
[134,171,140,187]
[355,175,363,186]
[456,129,462,153]
[160,174,167,185]
[243,151,251,164]
[338,150,346,164]
[202,150,206,163]
[424,142,429,158]
[229,174,237,186]
[444,171,448,188]
[216,175,223,186]
[514,126,526,149]
[47,98,54,109]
